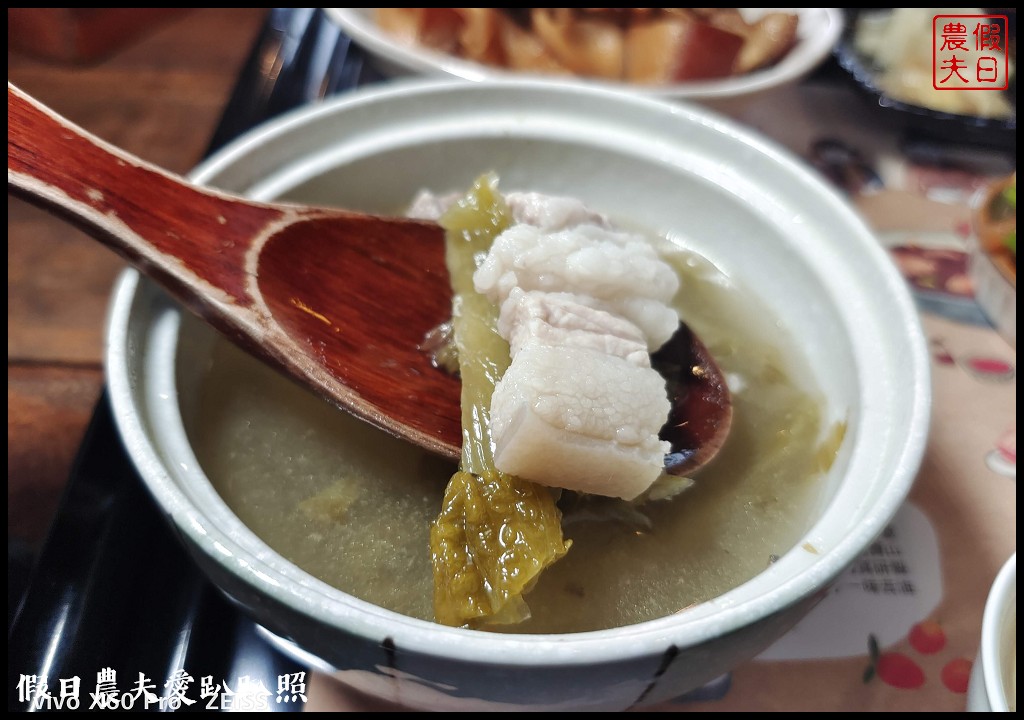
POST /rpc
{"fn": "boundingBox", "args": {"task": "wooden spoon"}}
[7,83,731,473]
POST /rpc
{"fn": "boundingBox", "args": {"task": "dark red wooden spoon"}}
[7,83,730,473]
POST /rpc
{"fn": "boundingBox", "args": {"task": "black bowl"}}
[833,9,1016,151]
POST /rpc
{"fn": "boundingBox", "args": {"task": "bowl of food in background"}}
[835,8,1016,148]
[325,8,843,107]
[967,553,1016,712]
[106,79,929,710]
[969,173,1016,347]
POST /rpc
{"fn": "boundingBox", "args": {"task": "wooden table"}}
[8,8,269,547]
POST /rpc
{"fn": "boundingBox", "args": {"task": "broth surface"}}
[192,244,832,633]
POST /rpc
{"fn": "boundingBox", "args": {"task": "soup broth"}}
[191,244,834,633]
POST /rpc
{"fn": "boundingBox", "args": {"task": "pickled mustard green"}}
[432,470,570,627]
[429,175,570,627]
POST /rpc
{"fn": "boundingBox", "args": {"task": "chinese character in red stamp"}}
[933,14,1009,90]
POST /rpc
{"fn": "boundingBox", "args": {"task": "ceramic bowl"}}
[967,553,1016,712]
[105,79,929,710]
[325,8,844,104]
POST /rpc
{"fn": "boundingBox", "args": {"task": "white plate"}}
[326,8,844,102]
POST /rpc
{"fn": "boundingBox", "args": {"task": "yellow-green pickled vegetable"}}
[432,470,570,626]
[430,174,570,627]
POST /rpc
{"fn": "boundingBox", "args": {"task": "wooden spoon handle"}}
[7,82,282,313]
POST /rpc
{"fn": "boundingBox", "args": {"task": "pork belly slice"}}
[490,343,671,501]
[474,223,680,349]
[503,191,611,231]
[498,288,650,367]
[405,189,609,231]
